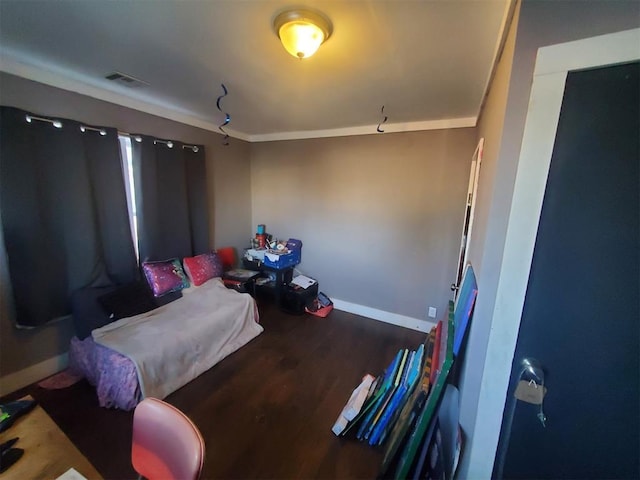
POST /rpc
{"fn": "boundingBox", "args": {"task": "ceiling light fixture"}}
[273,8,332,59]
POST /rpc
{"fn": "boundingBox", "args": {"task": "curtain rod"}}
[24,113,201,152]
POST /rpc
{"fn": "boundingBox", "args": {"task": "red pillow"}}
[183,252,223,286]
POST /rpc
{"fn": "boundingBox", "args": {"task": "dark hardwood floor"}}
[4,300,426,479]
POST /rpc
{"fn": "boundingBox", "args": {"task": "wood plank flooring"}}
[3,301,426,479]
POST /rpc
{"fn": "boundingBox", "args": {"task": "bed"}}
[69,277,262,410]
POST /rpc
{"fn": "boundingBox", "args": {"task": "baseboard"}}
[0,353,68,397]
[331,299,435,333]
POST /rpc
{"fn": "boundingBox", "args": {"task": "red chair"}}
[132,398,205,480]
[216,247,237,271]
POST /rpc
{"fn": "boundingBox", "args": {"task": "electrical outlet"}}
[428,307,437,318]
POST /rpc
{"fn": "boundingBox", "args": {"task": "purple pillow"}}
[142,258,190,297]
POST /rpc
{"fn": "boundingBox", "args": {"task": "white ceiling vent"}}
[105,71,149,88]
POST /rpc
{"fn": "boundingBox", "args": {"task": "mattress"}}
[69,278,262,410]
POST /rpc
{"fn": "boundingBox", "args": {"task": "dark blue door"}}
[496,62,639,479]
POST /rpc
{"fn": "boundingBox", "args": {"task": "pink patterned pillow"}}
[142,258,190,297]
[183,252,223,286]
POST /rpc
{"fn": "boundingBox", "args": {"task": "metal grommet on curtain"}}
[153,139,174,148]
[24,113,62,128]
[79,125,107,136]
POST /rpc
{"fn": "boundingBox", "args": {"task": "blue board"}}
[453,264,477,356]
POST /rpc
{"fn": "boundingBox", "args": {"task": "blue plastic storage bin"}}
[263,239,302,269]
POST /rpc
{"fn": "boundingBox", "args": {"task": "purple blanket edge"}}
[69,336,141,411]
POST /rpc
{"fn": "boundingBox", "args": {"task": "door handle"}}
[516,357,547,427]
[522,357,544,383]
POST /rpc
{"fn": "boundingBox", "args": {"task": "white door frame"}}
[467,28,640,478]
[453,138,484,305]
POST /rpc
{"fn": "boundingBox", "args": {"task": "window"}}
[118,135,139,260]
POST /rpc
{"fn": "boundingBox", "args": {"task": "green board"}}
[393,301,455,479]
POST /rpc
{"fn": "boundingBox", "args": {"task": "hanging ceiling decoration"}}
[216,83,231,146]
[377,106,388,133]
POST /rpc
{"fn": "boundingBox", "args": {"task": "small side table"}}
[259,265,294,308]
[222,269,261,296]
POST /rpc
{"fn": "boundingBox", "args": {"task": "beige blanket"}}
[92,278,263,400]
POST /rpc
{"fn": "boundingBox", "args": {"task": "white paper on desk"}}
[291,275,316,289]
[56,468,88,480]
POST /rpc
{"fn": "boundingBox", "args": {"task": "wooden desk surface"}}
[0,396,103,479]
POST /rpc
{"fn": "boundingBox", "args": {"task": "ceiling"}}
[0,1,511,142]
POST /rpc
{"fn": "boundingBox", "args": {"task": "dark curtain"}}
[131,135,208,262]
[0,107,138,327]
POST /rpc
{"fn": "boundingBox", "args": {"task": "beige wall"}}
[0,73,477,387]
[458,0,640,476]
[456,0,520,462]
[250,129,477,320]
[0,72,252,377]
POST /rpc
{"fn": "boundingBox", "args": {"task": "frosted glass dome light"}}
[273,9,333,59]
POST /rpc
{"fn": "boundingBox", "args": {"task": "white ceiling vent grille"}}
[105,71,149,88]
